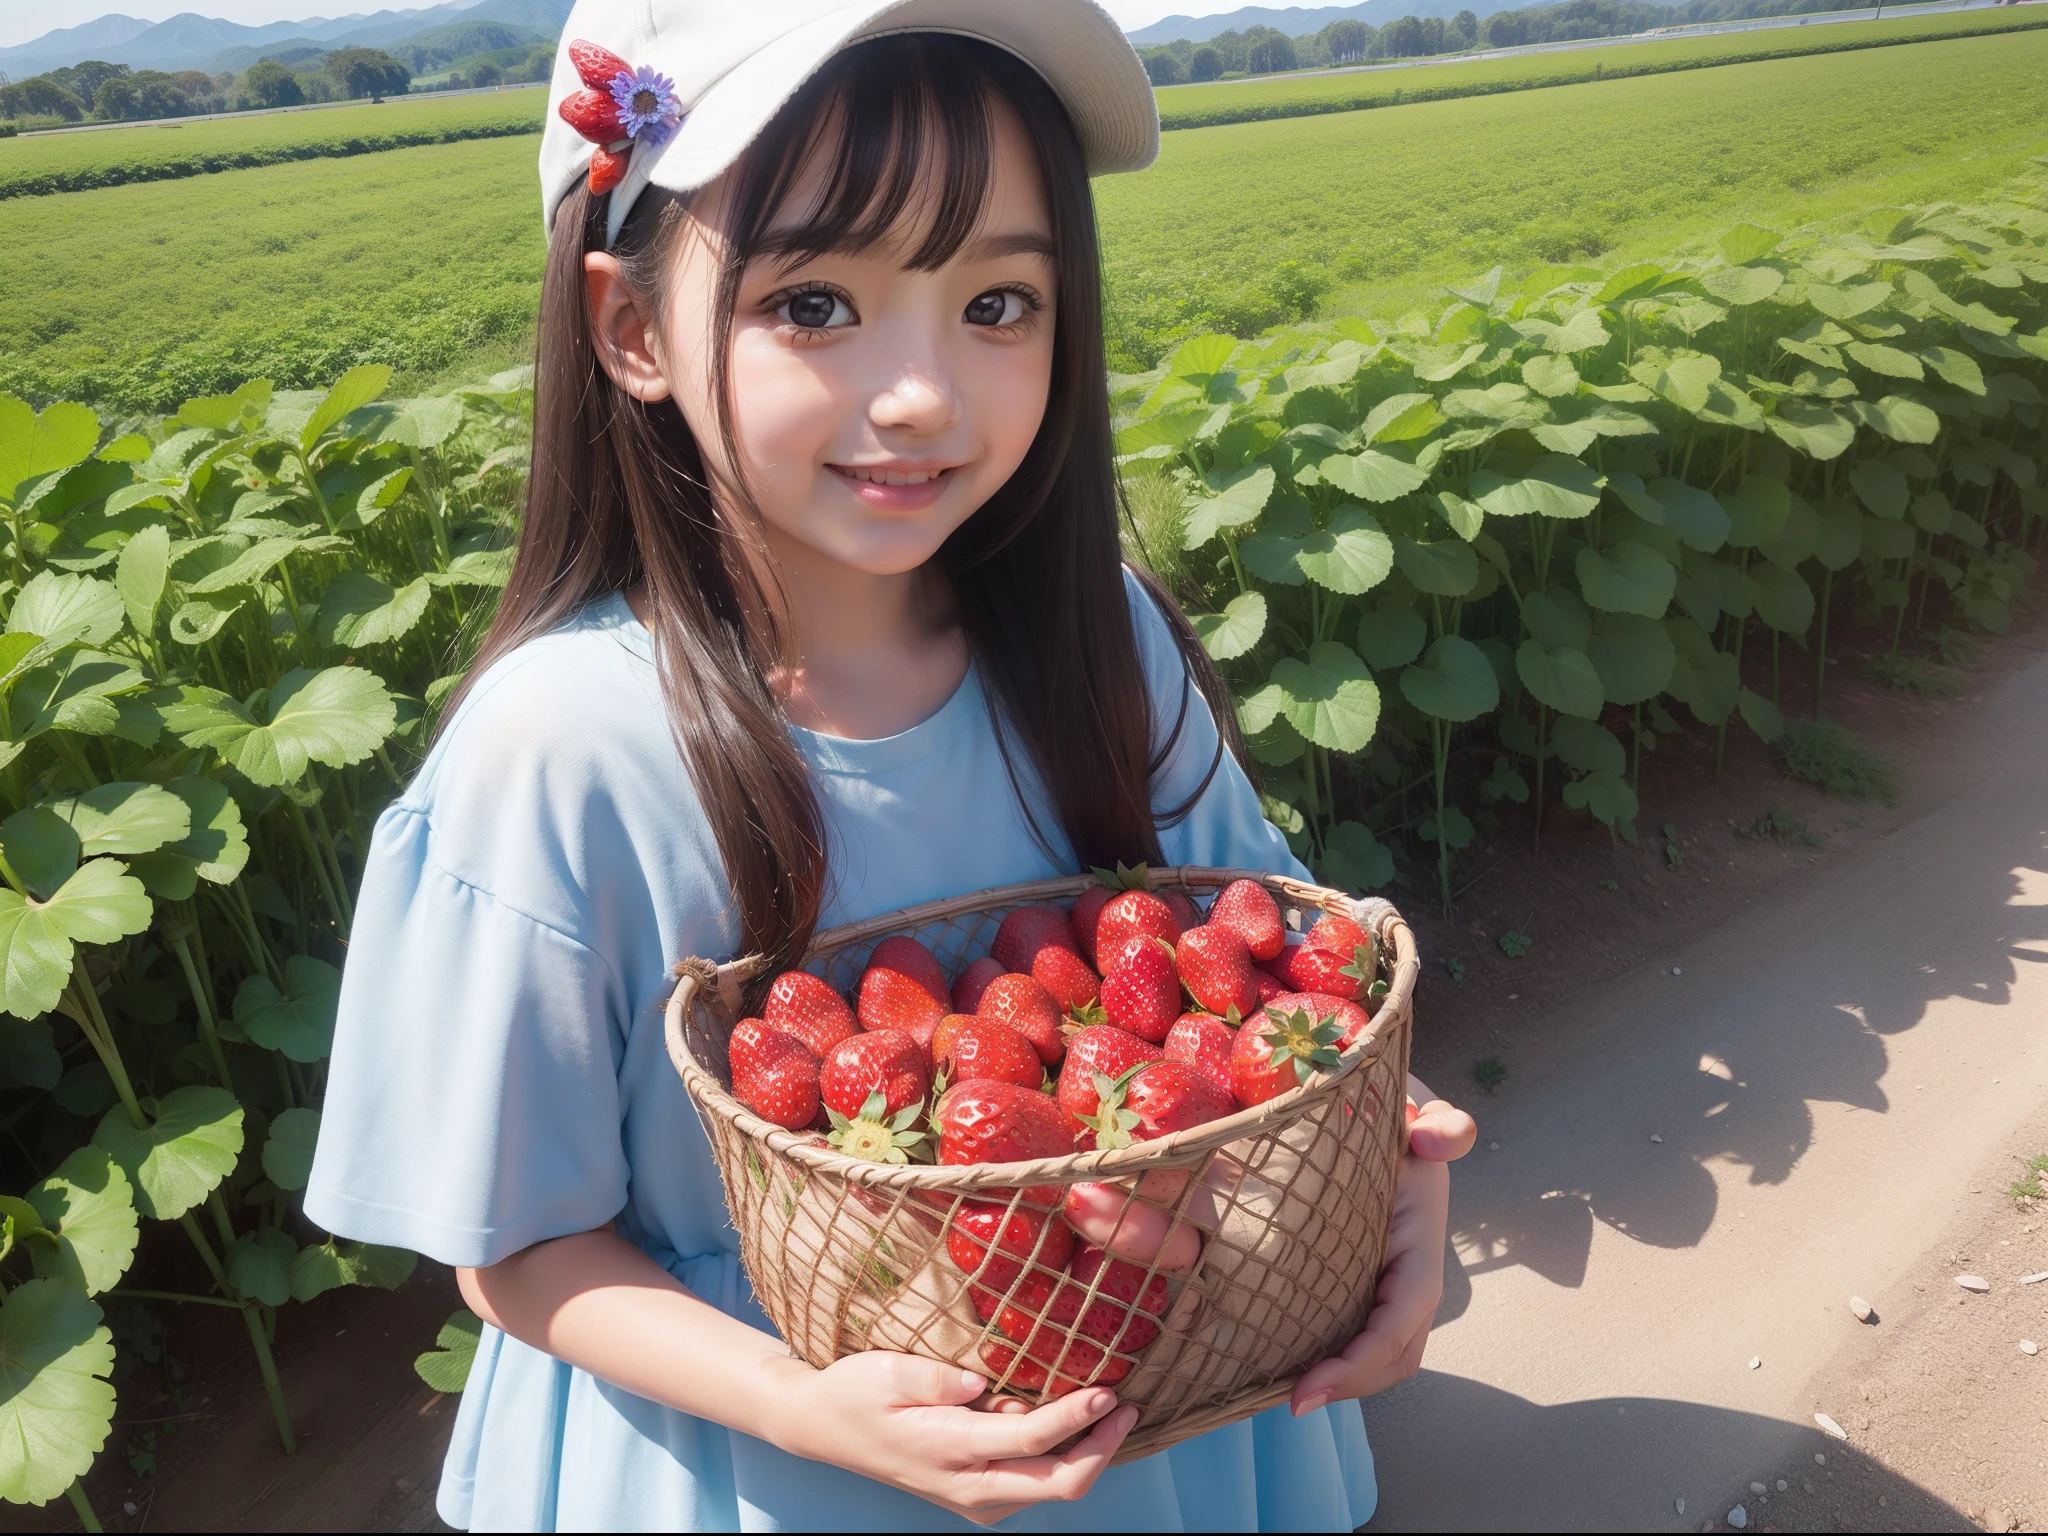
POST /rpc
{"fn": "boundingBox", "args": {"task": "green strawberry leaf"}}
[47,781,191,859]
[0,858,154,1019]
[288,1238,417,1303]
[1270,642,1381,753]
[114,523,171,637]
[299,363,392,456]
[5,572,123,649]
[1400,635,1499,723]
[163,666,397,787]
[313,570,432,648]
[226,1227,297,1307]
[0,805,81,898]
[260,1106,322,1192]
[25,1146,137,1297]
[93,1085,244,1222]
[414,1309,483,1395]
[0,1278,116,1505]
[232,955,341,1063]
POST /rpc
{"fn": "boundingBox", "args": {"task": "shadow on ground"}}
[1361,1369,1974,1532]
[1443,746,2048,1296]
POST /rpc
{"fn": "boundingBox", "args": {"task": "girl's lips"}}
[826,462,959,511]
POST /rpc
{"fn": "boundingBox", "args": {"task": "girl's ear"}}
[584,252,673,403]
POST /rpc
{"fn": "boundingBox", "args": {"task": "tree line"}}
[0,40,553,129]
[1138,0,1924,82]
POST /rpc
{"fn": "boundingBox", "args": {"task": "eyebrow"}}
[963,231,1056,263]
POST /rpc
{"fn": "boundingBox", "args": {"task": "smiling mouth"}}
[830,464,958,487]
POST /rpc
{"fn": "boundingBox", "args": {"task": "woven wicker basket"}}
[664,865,1416,1463]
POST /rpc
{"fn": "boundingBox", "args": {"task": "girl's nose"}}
[868,369,960,437]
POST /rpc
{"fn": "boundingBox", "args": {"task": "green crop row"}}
[1118,177,2046,905]
[0,87,544,200]
[1098,29,2048,370]
[0,364,527,1521]
[9,32,2044,415]
[1154,6,2048,131]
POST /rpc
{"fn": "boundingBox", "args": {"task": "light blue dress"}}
[305,571,1378,1532]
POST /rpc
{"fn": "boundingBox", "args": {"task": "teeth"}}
[843,466,943,486]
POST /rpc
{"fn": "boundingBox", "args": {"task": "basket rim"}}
[664,865,1418,1189]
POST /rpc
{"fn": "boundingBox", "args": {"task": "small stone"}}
[2019,1271,2048,1285]
[2020,1340,2039,1356]
[1672,966,1683,976]
[1849,1296,1873,1322]
[1727,1505,1748,1530]
[1987,1509,2014,1533]
[1777,1481,1788,1492]
[1676,1497,1687,1515]
[1651,1133,1664,1143]
[1813,1453,1826,1465]
[1747,1355,1761,1370]
[1750,1482,1767,1495]
[1814,1412,1848,1440]
[1488,1141,1500,1151]
[123,1505,138,1517]
[1805,1481,1816,1495]
[1956,1273,1991,1292]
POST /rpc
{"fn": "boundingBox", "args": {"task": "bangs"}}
[734,34,1034,274]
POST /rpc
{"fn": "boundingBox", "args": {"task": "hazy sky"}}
[0,1,1238,54]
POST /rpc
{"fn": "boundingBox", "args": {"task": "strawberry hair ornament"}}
[557,39,684,196]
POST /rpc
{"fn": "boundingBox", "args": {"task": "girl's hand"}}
[768,1349,1137,1523]
[1286,1082,1473,1415]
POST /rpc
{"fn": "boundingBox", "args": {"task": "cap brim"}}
[600,0,1156,244]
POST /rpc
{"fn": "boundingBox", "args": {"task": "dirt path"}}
[1363,641,2048,1530]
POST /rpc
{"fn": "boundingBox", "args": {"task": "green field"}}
[5,28,2046,407]
[1154,5,2048,130]
[0,86,545,199]
[1099,27,2048,366]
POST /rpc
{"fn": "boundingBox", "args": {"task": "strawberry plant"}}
[1119,177,2046,907]
[0,363,526,1521]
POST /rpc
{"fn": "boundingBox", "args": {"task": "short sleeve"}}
[1124,568,1312,882]
[303,803,632,1267]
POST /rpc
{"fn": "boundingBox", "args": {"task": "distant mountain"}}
[0,0,568,77]
[1126,0,1675,44]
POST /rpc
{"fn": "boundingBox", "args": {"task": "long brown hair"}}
[462,33,1241,978]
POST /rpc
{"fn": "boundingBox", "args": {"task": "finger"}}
[1291,1321,1402,1413]
[875,1352,986,1408]
[955,1386,1119,1461]
[1408,1100,1477,1161]
[958,1404,1138,1506]
[1063,1184,1203,1270]
[970,1393,1033,1415]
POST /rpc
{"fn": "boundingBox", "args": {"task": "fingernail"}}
[1088,1390,1115,1415]
[1295,1392,1331,1417]
[1118,1406,1140,1431]
[960,1370,984,1393]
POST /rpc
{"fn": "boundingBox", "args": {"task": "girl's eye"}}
[779,288,854,330]
[964,289,1030,328]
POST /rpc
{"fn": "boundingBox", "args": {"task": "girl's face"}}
[590,104,1057,579]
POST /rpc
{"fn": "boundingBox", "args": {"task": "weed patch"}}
[1778,723,1900,805]
[1738,807,1825,848]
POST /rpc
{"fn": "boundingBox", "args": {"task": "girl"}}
[306,2,1476,1529]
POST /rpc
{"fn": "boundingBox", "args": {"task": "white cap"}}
[539,0,1160,245]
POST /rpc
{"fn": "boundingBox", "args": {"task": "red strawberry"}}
[857,935,948,1047]
[1000,1245,1169,1387]
[981,1338,1084,1396]
[947,1200,1074,1315]
[936,1017,1043,1091]
[1121,1060,1235,1142]
[587,145,631,195]
[1279,915,1377,1000]
[728,1018,821,1130]
[762,970,856,1058]
[1254,969,1286,1005]
[1070,886,1115,968]
[1098,940,1181,1044]
[820,1029,929,1123]
[993,906,1100,1012]
[1293,990,1372,1049]
[1164,1011,1236,1092]
[557,87,624,144]
[1175,923,1259,1018]
[1055,1024,1160,1121]
[976,973,1066,1066]
[1207,878,1285,961]
[1306,913,1369,956]
[951,956,1005,1015]
[1162,890,1202,932]
[934,1080,1088,1170]
[1230,995,1345,1107]
[1096,932,1165,977]
[1095,890,1182,963]
[568,38,633,90]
